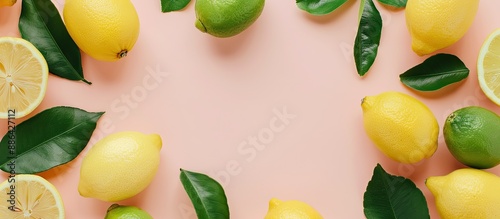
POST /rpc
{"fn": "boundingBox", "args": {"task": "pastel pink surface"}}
[1,0,500,218]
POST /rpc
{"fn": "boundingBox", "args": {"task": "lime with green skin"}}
[104,204,153,219]
[195,0,265,38]
[444,106,500,169]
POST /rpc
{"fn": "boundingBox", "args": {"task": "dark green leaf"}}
[180,169,230,219]
[363,164,430,219]
[0,107,104,173]
[19,0,91,84]
[400,54,469,91]
[161,0,191,12]
[296,0,348,15]
[377,0,407,8]
[354,0,382,76]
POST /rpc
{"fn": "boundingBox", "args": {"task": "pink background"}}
[1,0,500,218]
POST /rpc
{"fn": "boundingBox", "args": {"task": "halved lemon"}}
[478,29,500,105]
[0,174,64,218]
[0,37,48,119]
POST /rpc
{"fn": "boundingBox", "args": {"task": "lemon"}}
[0,37,48,119]
[444,106,500,169]
[63,0,140,61]
[361,91,439,163]
[0,0,16,7]
[195,0,265,38]
[0,174,64,218]
[478,28,500,105]
[78,131,162,202]
[405,0,479,56]
[264,198,323,219]
[105,204,153,219]
[426,169,500,219]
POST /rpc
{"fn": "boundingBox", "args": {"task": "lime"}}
[195,0,265,38]
[444,106,500,169]
[105,204,153,219]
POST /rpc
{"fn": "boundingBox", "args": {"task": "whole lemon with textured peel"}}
[426,169,500,219]
[0,0,16,7]
[63,0,140,61]
[361,91,438,163]
[0,175,64,218]
[264,198,323,219]
[405,0,479,56]
[0,37,48,119]
[195,0,265,38]
[78,131,162,202]
[105,204,153,219]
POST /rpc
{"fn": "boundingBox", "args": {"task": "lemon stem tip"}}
[118,50,128,59]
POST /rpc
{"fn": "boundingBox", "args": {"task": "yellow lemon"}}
[426,169,500,219]
[0,0,16,7]
[264,198,323,219]
[405,0,479,56]
[0,174,64,218]
[78,131,162,202]
[478,28,500,105]
[361,91,439,163]
[63,0,140,61]
[0,37,48,119]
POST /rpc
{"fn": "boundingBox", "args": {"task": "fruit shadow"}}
[301,0,357,25]
[37,155,83,181]
[0,3,20,26]
[81,54,134,83]
[207,26,257,56]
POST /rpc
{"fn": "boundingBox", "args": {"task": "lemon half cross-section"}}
[478,29,500,106]
[0,174,65,218]
[0,37,48,119]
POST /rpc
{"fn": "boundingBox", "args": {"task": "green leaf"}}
[354,0,382,76]
[0,107,104,174]
[161,0,191,12]
[180,169,230,219]
[400,54,469,91]
[19,0,91,84]
[296,0,348,15]
[377,0,407,8]
[363,164,430,219]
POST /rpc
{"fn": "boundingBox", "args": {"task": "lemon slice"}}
[0,174,64,218]
[0,37,48,119]
[478,29,500,105]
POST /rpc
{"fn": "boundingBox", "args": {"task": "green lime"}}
[195,0,265,38]
[444,106,500,169]
[104,204,153,219]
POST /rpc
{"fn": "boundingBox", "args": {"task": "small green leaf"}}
[296,0,348,15]
[161,0,191,12]
[354,0,382,76]
[180,169,230,219]
[0,107,104,173]
[363,164,430,219]
[377,0,407,8]
[400,54,469,91]
[19,0,91,84]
